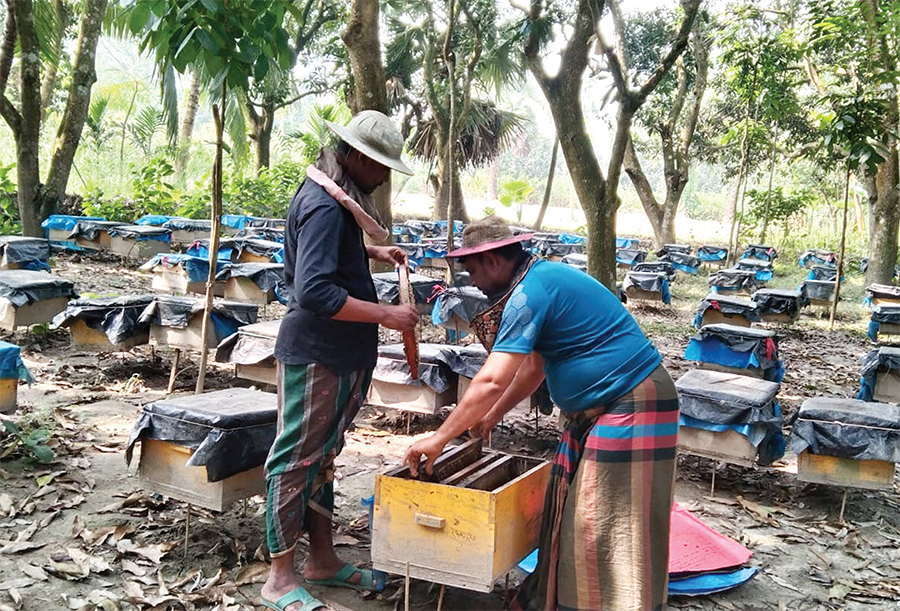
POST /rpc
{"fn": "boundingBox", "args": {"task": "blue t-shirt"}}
[492,260,661,412]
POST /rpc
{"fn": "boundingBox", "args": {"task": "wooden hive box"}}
[0,378,17,414]
[372,439,549,592]
[625,287,664,302]
[139,439,265,511]
[74,230,113,251]
[368,344,458,415]
[110,236,169,260]
[874,368,900,403]
[368,374,457,415]
[215,319,280,386]
[700,308,752,328]
[458,376,532,411]
[69,319,149,350]
[677,426,758,467]
[168,229,210,245]
[150,267,207,296]
[796,451,894,491]
[222,277,274,305]
[0,296,70,331]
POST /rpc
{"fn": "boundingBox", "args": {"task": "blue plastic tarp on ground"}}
[0,340,32,384]
[668,568,757,596]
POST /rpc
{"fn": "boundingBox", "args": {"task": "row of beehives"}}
[678,320,900,494]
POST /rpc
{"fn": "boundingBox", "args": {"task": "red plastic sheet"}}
[669,502,752,577]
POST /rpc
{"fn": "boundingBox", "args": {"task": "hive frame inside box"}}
[677,425,757,468]
[873,369,900,403]
[368,363,458,415]
[372,439,550,592]
[0,296,69,331]
[223,277,274,305]
[138,438,265,512]
[150,268,225,297]
[0,378,17,414]
[700,310,752,328]
[68,319,149,350]
[796,451,895,491]
[110,237,169,260]
[625,287,665,303]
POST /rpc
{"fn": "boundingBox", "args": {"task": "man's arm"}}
[471,352,544,438]
[404,351,528,476]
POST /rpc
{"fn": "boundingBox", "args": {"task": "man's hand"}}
[380,304,419,332]
[368,245,408,269]
[468,410,501,440]
[404,434,450,477]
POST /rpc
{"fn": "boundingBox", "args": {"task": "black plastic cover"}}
[0,236,50,265]
[108,225,171,239]
[633,262,676,280]
[535,240,584,257]
[125,388,278,482]
[215,319,280,366]
[790,397,900,462]
[660,251,701,269]
[0,270,78,307]
[138,295,258,329]
[742,244,777,260]
[246,218,285,229]
[860,346,900,379]
[623,271,668,292]
[696,293,762,322]
[709,269,758,290]
[872,304,900,324]
[866,283,900,301]
[657,244,692,256]
[616,248,647,265]
[234,227,285,243]
[215,263,284,292]
[675,369,780,426]
[561,253,587,270]
[51,294,156,344]
[691,324,779,368]
[372,272,444,306]
[802,280,835,301]
[162,218,212,232]
[67,220,127,239]
[374,343,454,393]
[736,259,773,272]
[809,266,838,281]
[752,289,808,317]
[434,286,489,324]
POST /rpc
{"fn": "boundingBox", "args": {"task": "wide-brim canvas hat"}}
[325,110,414,175]
[447,215,533,258]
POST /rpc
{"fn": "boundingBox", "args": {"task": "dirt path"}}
[0,254,898,611]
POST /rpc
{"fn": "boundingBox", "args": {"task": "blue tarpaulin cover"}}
[141,253,228,283]
[709,269,758,293]
[685,323,782,382]
[135,215,173,226]
[736,258,774,282]
[698,246,728,262]
[0,340,32,383]
[741,244,777,262]
[798,249,836,268]
[661,251,701,275]
[616,236,640,249]
[41,215,105,232]
[108,225,171,242]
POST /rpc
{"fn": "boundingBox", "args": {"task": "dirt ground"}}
[0,251,898,611]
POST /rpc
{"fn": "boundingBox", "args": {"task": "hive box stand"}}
[138,439,265,512]
[68,319,149,350]
[0,296,69,331]
[677,427,758,467]
[372,440,550,592]
[796,451,895,491]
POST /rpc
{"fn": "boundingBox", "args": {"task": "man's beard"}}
[314,148,383,224]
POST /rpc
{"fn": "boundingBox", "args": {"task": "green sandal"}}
[305,563,383,592]
[260,585,325,611]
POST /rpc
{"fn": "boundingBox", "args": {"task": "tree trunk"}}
[175,70,201,177]
[534,137,558,231]
[10,0,43,236]
[342,0,392,243]
[40,0,67,123]
[865,147,900,285]
[43,0,109,219]
[487,155,499,200]
[247,103,274,171]
[759,147,777,244]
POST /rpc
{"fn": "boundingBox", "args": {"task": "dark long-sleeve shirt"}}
[273,179,378,372]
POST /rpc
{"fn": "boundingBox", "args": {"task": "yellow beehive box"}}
[372,440,549,592]
[796,451,895,491]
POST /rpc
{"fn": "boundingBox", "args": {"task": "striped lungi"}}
[513,364,679,611]
[264,361,371,557]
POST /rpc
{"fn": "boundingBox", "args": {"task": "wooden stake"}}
[437,584,446,611]
[830,164,852,330]
[839,489,848,523]
[184,503,191,559]
[167,348,181,394]
[710,461,717,496]
[404,561,410,611]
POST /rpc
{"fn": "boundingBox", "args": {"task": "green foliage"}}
[821,93,888,174]
[131,0,298,91]
[81,187,134,223]
[1,418,55,464]
[499,179,533,222]
[130,156,178,218]
[739,187,815,240]
[125,105,167,157]
[85,95,113,153]
[223,161,305,218]
[0,162,20,235]
[288,103,351,165]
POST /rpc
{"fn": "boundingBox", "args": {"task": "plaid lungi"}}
[513,364,678,611]
[264,361,371,557]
